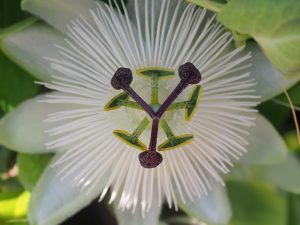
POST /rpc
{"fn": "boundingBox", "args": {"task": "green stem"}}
[131,117,150,141]
[160,119,177,145]
[151,74,159,104]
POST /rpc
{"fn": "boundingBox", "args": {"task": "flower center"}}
[104,63,202,168]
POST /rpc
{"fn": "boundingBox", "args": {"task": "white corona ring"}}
[40,0,259,216]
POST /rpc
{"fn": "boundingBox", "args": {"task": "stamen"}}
[104,92,130,111]
[131,117,150,141]
[158,119,194,151]
[113,117,150,151]
[160,119,177,145]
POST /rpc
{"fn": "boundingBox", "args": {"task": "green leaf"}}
[287,193,300,225]
[17,153,53,191]
[104,92,130,111]
[227,180,286,225]
[0,146,15,173]
[4,220,29,225]
[0,2,38,112]
[0,53,38,112]
[218,0,300,79]
[276,81,300,105]
[0,191,30,219]
[0,0,30,28]
[0,178,24,194]
[258,100,291,132]
[284,131,300,151]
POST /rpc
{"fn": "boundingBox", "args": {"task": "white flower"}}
[38,0,259,213]
[0,0,290,225]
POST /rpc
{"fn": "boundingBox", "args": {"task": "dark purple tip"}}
[178,62,201,85]
[111,68,133,90]
[139,151,163,168]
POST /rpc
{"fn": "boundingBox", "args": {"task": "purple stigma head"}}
[111,68,133,90]
[178,62,201,85]
[139,151,163,168]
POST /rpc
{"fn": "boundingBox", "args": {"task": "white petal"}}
[21,0,101,34]
[239,114,287,165]
[28,153,109,225]
[114,201,161,225]
[243,41,300,103]
[177,181,232,225]
[256,154,300,194]
[1,21,66,81]
[0,93,79,153]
